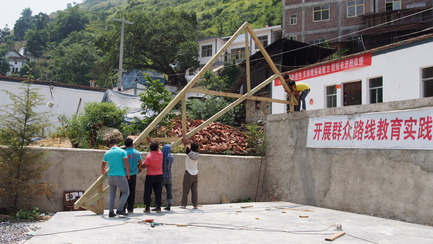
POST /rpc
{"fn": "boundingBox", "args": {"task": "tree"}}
[137,77,174,131]
[13,8,33,41]
[25,13,51,57]
[53,6,89,42]
[98,8,199,86]
[50,40,99,85]
[0,82,53,214]
[0,45,9,74]
[0,25,11,44]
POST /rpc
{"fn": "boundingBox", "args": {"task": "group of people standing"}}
[101,132,200,218]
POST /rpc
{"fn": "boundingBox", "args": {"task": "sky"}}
[1,0,83,29]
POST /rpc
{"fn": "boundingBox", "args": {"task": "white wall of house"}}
[5,51,28,75]
[0,79,105,130]
[197,38,225,66]
[271,38,433,114]
[196,25,282,67]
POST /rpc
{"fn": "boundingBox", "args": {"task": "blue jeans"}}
[163,178,173,205]
[296,89,310,111]
[108,175,130,213]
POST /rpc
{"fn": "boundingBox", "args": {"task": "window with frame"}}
[289,35,297,41]
[422,66,433,97]
[369,77,383,103]
[231,47,245,61]
[326,85,337,108]
[255,36,268,49]
[290,14,297,25]
[347,0,364,17]
[313,5,330,22]
[343,81,362,106]
[386,0,401,11]
[201,45,212,57]
[309,39,322,45]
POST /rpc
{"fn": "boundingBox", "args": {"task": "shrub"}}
[55,102,127,148]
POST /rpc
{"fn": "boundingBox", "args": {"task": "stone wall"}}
[0,148,263,212]
[263,97,433,226]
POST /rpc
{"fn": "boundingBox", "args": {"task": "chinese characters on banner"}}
[275,53,372,86]
[306,108,433,149]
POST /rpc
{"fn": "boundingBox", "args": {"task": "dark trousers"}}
[181,171,198,206]
[143,174,163,209]
[121,174,136,211]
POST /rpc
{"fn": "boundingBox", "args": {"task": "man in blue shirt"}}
[101,139,130,217]
[122,138,142,213]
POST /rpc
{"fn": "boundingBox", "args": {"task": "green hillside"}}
[81,0,282,37]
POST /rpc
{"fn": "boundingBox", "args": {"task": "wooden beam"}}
[97,184,104,214]
[171,74,278,148]
[189,88,292,105]
[74,173,107,209]
[245,25,291,98]
[182,96,186,134]
[325,232,345,241]
[245,31,251,92]
[83,186,109,207]
[246,25,299,113]
[147,137,179,143]
[133,22,250,146]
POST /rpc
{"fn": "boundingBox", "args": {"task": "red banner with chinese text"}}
[275,53,372,86]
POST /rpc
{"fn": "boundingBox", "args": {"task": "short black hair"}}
[109,139,117,146]
[283,74,290,79]
[124,138,133,147]
[289,80,296,87]
[150,142,159,151]
[190,142,199,152]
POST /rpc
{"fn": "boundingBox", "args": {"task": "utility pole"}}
[112,17,133,91]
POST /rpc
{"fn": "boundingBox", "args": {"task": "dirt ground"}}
[30,137,73,148]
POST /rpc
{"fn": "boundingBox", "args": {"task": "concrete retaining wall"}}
[0,148,263,212]
[263,97,433,226]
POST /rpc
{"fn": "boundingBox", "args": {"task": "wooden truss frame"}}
[74,22,297,214]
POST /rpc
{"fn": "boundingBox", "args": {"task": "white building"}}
[187,25,282,81]
[5,50,28,75]
[271,33,433,114]
[0,75,106,130]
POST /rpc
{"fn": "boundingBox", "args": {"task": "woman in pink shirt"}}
[142,141,163,213]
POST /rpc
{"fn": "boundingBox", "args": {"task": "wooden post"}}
[182,96,187,134]
[245,31,251,93]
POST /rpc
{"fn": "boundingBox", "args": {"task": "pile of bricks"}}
[170,120,249,153]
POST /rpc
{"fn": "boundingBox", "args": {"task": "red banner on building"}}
[275,53,372,86]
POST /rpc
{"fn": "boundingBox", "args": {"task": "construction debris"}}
[168,120,250,154]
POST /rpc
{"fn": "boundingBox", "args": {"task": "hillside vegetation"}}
[81,0,282,37]
[0,0,282,87]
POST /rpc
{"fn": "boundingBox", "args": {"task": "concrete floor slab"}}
[27,202,433,243]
